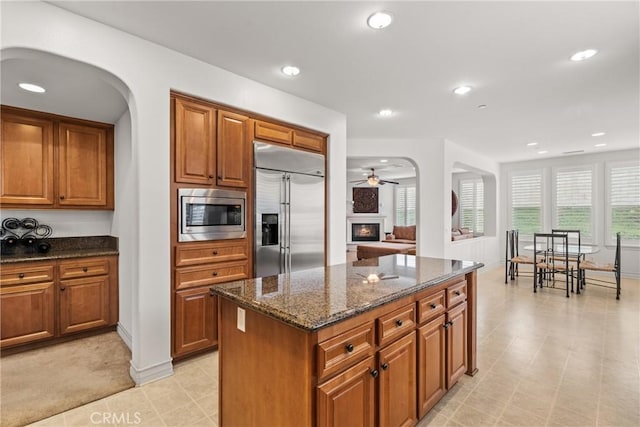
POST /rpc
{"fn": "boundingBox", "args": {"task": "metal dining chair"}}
[533,232,571,298]
[578,232,621,299]
[505,230,541,283]
[551,229,582,293]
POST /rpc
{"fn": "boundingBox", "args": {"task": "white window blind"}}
[459,179,483,234]
[395,186,416,226]
[510,171,542,236]
[608,161,640,245]
[554,167,593,240]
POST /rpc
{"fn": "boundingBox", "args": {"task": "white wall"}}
[500,148,640,277]
[2,1,347,384]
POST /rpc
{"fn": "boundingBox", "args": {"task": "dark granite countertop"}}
[0,236,118,263]
[210,254,483,332]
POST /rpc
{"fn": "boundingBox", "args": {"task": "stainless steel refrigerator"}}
[254,141,325,278]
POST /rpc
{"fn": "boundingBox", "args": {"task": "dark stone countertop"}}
[210,254,483,332]
[0,236,118,263]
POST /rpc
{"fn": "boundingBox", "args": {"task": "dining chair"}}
[505,230,540,283]
[533,232,571,298]
[551,229,582,293]
[578,232,621,299]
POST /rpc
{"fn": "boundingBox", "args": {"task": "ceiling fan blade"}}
[349,179,367,183]
[382,180,399,185]
[380,275,399,280]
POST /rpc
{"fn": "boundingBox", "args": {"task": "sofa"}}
[384,225,416,244]
[451,227,474,241]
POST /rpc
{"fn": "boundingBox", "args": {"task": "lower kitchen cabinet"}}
[417,315,446,418]
[378,332,417,427]
[174,286,217,356]
[446,301,468,388]
[59,275,110,335]
[0,281,55,347]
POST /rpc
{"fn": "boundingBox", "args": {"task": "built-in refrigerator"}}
[254,141,325,278]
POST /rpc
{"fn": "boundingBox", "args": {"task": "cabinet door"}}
[417,315,446,418]
[174,97,216,185]
[217,110,249,188]
[378,333,417,427]
[0,113,54,205]
[317,356,375,427]
[59,276,110,335]
[1,282,55,348]
[446,302,468,388]
[293,129,325,153]
[174,287,217,356]
[58,122,110,207]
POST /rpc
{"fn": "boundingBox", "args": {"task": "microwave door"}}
[255,169,285,278]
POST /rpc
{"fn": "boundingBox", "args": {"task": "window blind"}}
[395,186,416,226]
[608,162,640,244]
[510,172,542,236]
[459,179,483,233]
[554,167,593,239]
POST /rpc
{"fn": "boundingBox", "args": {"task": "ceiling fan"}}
[350,168,399,186]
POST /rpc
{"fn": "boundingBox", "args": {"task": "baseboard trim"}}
[116,323,132,350]
[129,359,173,386]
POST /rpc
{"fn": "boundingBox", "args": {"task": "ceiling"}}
[9,1,640,163]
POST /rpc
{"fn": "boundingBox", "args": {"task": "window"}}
[510,171,542,237]
[607,161,640,245]
[395,186,416,226]
[553,167,593,241]
[459,179,484,234]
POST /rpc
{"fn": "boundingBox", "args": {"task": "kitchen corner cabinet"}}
[173,97,249,188]
[0,106,114,210]
[0,256,118,350]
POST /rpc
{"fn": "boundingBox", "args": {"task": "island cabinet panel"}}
[217,110,249,188]
[417,315,446,418]
[378,332,417,427]
[174,287,217,355]
[317,321,375,380]
[446,301,468,388]
[0,282,55,347]
[174,97,216,185]
[0,112,54,205]
[317,356,376,427]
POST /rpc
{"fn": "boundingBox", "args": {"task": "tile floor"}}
[31,265,639,426]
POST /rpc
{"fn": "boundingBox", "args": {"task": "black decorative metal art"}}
[1,217,53,254]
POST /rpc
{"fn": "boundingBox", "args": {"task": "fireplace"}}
[352,223,380,242]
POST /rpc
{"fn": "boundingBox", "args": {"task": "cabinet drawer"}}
[293,130,324,153]
[377,304,415,347]
[254,121,293,145]
[175,260,248,290]
[317,321,374,380]
[446,281,467,308]
[417,290,446,324]
[0,263,55,286]
[58,258,110,279]
[176,241,248,267]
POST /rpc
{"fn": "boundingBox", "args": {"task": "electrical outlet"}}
[237,307,245,332]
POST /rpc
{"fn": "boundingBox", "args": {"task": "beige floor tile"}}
[449,404,497,426]
[160,401,207,427]
[27,412,66,426]
[498,403,547,427]
[597,401,640,427]
[463,390,508,418]
[416,410,450,426]
[63,400,109,426]
[548,403,597,427]
[147,388,193,415]
[194,395,218,419]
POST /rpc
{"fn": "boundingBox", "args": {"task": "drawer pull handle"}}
[83,267,88,273]
[381,363,389,370]
[430,303,437,309]
[209,175,214,179]
[60,195,65,200]
[443,322,449,330]
[454,290,461,296]
[370,369,379,379]
[18,273,25,279]
[60,287,66,291]
[345,343,354,353]
[212,272,218,277]
[395,319,403,327]
[212,250,218,255]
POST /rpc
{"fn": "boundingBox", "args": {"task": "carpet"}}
[0,331,134,427]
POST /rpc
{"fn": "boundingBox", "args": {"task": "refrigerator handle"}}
[280,174,286,274]
[287,174,292,273]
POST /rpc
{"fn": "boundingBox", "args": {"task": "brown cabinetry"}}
[173,240,248,358]
[0,106,114,210]
[174,97,216,185]
[254,119,326,153]
[0,256,118,350]
[378,332,417,427]
[217,111,249,188]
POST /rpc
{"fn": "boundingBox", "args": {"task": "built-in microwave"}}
[178,188,246,242]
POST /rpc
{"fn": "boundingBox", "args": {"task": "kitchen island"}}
[210,254,483,426]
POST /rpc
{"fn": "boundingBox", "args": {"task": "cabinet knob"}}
[18,273,25,279]
[345,343,354,353]
[449,320,454,326]
[395,319,403,327]
[212,250,218,255]
[381,363,389,370]
[370,369,379,379]
[208,175,214,179]
[454,290,461,296]
[218,175,222,180]
[430,303,437,309]
[60,287,66,291]
[212,272,218,277]
[82,267,88,273]
[443,322,449,330]
[60,195,65,200]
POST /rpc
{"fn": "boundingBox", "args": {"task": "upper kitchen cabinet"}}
[255,119,326,154]
[217,111,249,188]
[174,97,216,185]
[0,111,55,206]
[0,106,114,210]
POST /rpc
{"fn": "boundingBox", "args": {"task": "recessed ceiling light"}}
[281,65,300,76]
[367,12,393,29]
[591,132,606,137]
[527,142,539,147]
[378,109,393,117]
[570,49,598,61]
[477,104,488,109]
[18,82,46,93]
[537,150,548,154]
[594,143,607,147]
[380,159,388,163]
[453,86,472,95]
